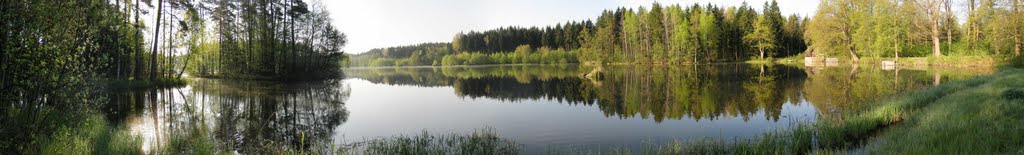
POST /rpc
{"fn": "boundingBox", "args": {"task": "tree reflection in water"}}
[105,78,349,153]
[95,64,988,153]
[347,64,982,123]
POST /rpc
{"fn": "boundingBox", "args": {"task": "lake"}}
[103,64,990,153]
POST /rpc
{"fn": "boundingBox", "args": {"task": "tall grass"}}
[344,128,521,155]
[859,69,1024,154]
[1,107,143,154]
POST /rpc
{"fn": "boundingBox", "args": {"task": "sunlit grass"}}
[860,70,1024,154]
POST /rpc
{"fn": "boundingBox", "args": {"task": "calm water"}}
[103,64,990,153]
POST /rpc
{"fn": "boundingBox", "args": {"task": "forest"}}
[808,0,1023,62]
[352,0,1024,67]
[1,0,346,153]
[349,22,593,66]
[351,1,807,66]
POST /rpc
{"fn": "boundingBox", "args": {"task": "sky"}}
[321,0,821,54]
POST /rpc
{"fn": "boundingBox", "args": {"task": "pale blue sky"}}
[322,0,820,54]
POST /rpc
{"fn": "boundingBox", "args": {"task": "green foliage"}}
[806,0,1024,61]
[578,2,806,64]
[514,44,533,55]
[452,22,594,53]
[350,43,453,66]
[2,104,143,154]
[191,0,348,81]
[744,15,778,60]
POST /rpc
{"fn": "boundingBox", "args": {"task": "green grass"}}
[744,57,776,64]
[859,69,1024,154]
[149,127,520,155]
[926,55,999,67]
[775,53,806,64]
[344,128,521,155]
[2,107,142,154]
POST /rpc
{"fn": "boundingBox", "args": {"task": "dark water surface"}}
[104,64,989,153]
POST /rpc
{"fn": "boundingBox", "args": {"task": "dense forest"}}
[807,0,1024,61]
[351,1,808,66]
[348,43,454,66]
[353,0,1024,67]
[578,2,807,64]
[349,22,592,66]
[1,0,346,153]
[189,0,348,80]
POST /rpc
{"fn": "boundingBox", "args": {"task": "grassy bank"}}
[857,68,1024,154]
[153,128,521,155]
[1,107,142,154]
[345,128,521,154]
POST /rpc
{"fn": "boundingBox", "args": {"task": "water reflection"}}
[104,79,350,153]
[97,64,991,153]
[347,64,986,122]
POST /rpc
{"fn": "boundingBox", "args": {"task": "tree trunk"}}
[1016,36,1021,56]
[895,37,900,61]
[177,51,192,78]
[161,15,168,78]
[759,45,765,60]
[167,17,173,78]
[289,0,296,78]
[946,0,952,49]
[850,49,859,62]
[932,0,943,57]
[1016,0,1022,56]
[150,0,163,81]
[968,0,976,48]
[134,0,142,80]
[115,0,123,80]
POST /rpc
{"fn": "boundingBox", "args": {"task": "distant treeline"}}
[452,21,595,53]
[351,1,808,66]
[353,0,1024,67]
[348,43,453,66]
[350,21,593,66]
